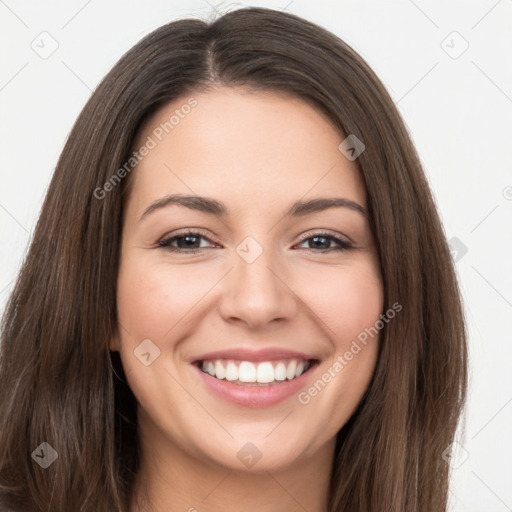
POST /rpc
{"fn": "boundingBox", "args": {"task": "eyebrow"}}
[139,194,369,221]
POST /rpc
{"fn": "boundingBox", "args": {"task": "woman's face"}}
[113,87,384,473]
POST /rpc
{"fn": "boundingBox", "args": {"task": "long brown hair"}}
[0,7,467,511]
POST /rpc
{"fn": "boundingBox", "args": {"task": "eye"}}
[158,229,353,254]
[158,230,217,254]
[295,231,354,253]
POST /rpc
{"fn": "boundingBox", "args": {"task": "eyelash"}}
[157,229,354,254]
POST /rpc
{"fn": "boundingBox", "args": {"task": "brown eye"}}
[158,231,216,254]
[296,232,354,253]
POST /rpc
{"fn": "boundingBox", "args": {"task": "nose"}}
[217,244,298,330]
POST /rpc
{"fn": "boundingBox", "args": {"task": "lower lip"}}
[193,362,318,407]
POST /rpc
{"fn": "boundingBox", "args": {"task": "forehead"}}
[127,87,366,216]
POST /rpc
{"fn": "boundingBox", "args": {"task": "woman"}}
[0,7,467,512]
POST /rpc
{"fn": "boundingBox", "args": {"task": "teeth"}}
[200,358,311,384]
[274,362,287,381]
[225,361,238,381]
[256,362,274,383]
[239,361,256,382]
[295,361,305,378]
[286,360,297,380]
[215,360,226,380]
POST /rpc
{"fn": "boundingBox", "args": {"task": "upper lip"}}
[191,348,317,364]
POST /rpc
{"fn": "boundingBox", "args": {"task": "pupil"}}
[180,235,198,248]
[312,236,327,248]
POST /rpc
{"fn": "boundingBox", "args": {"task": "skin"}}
[111,86,384,512]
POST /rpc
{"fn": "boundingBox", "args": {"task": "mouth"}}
[195,358,316,386]
[191,351,320,407]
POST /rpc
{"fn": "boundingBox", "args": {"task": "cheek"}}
[289,261,383,437]
[301,261,384,347]
[116,257,208,340]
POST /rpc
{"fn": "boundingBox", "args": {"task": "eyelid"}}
[296,228,353,245]
[159,227,222,246]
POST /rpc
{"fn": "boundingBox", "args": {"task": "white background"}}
[1,1,511,510]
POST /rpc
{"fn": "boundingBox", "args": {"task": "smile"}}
[199,358,312,385]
